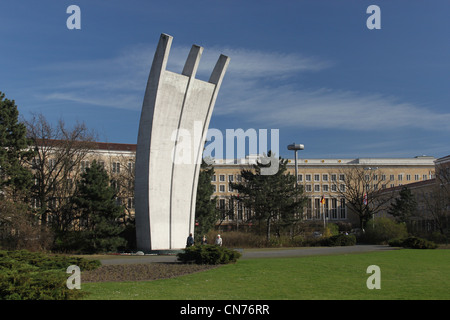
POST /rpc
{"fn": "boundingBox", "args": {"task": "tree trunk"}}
[266,217,271,242]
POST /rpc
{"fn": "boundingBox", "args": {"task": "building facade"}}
[211,155,436,228]
[31,140,439,230]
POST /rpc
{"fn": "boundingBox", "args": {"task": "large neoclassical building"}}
[211,155,437,227]
[66,141,440,228]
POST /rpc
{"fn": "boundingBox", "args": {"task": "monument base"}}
[146,249,184,255]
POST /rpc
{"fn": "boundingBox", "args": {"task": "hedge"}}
[177,245,241,264]
[320,234,356,247]
[388,236,437,249]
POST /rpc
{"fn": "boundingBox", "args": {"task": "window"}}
[212,185,217,193]
[331,174,337,182]
[219,174,225,182]
[381,175,386,181]
[314,174,320,182]
[228,183,234,192]
[322,184,329,192]
[211,174,216,182]
[228,174,234,182]
[390,175,395,181]
[406,174,411,181]
[423,174,428,180]
[112,162,120,173]
[331,184,337,192]
[128,162,135,173]
[340,184,346,192]
[339,198,346,219]
[219,199,226,211]
[398,174,403,181]
[111,180,120,192]
[81,160,90,172]
[98,160,105,168]
[314,184,320,192]
[322,174,328,182]
[48,159,56,170]
[331,198,337,219]
[127,197,135,209]
[297,174,303,182]
[314,198,320,219]
[219,185,225,192]
[236,174,242,182]
[415,174,419,181]
[306,198,312,219]
[305,184,312,192]
[305,174,311,182]
[339,174,345,181]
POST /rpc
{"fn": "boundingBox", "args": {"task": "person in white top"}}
[215,234,222,246]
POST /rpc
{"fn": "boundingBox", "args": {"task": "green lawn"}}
[82,249,449,300]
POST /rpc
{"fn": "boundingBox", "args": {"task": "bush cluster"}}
[0,250,101,300]
[320,234,356,247]
[359,217,408,244]
[388,236,437,249]
[177,245,242,265]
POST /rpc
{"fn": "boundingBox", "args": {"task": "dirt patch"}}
[82,263,219,283]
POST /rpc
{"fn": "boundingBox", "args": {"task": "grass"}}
[81,249,449,300]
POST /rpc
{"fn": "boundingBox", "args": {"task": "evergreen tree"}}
[0,92,34,199]
[194,160,219,240]
[72,160,126,253]
[388,186,418,223]
[230,152,306,242]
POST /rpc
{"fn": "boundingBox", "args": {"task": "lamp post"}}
[364,166,378,230]
[287,143,304,187]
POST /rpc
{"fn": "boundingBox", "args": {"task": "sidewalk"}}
[99,245,396,265]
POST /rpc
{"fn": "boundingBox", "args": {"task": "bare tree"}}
[332,165,395,230]
[419,163,450,237]
[24,113,97,232]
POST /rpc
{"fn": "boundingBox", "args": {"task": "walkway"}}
[99,245,396,265]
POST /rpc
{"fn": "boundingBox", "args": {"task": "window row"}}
[214,197,347,221]
[31,159,135,174]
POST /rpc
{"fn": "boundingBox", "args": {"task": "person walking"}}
[186,233,194,247]
[215,234,222,246]
[201,235,208,245]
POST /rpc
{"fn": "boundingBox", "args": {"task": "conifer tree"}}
[194,159,219,240]
[72,160,126,253]
[230,152,306,242]
[0,92,34,199]
[388,186,418,223]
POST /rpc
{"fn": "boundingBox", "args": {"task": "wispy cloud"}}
[36,42,450,133]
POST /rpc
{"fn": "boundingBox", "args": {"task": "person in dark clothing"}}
[186,233,194,247]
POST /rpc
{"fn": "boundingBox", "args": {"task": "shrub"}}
[389,236,437,249]
[321,234,356,247]
[361,217,409,244]
[177,245,241,265]
[0,250,101,300]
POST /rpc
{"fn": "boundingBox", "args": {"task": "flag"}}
[320,196,325,204]
[363,193,367,205]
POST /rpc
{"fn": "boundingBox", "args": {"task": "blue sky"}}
[1,0,449,160]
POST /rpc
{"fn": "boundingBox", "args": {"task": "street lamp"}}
[287,143,304,186]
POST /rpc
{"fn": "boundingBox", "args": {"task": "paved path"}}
[99,245,396,265]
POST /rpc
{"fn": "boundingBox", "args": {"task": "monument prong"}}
[182,45,203,78]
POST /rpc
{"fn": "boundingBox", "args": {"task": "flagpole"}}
[321,195,326,229]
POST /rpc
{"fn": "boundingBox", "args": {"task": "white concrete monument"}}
[135,33,229,252]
